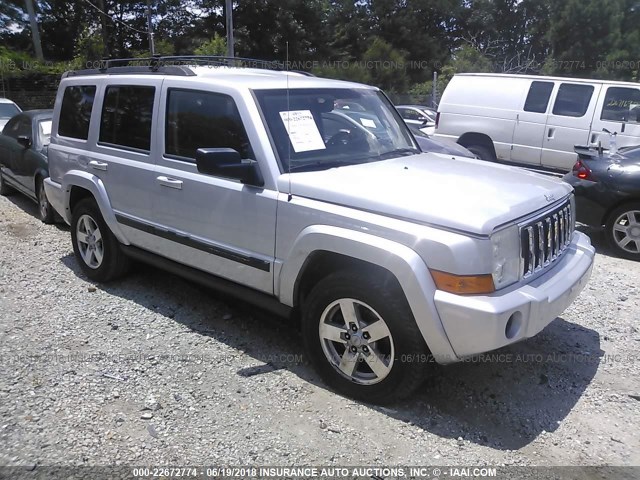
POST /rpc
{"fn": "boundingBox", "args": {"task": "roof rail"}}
[62,55,290,78]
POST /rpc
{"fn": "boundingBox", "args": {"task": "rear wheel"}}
[302,270,431,404]
[71,198,131,281]
[466,144,496,161]
[606,202,640,261]
[37,179,55,224]
[0,169,14,196]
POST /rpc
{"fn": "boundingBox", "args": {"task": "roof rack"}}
[63,55,290,78]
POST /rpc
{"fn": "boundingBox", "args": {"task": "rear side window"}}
[601,87,640,123]
[3,116,30,139]
[99,85,155,151]
[165,89,253,160]
[58,85,96,140]
[552,83,594,117]
[523,81,554,113]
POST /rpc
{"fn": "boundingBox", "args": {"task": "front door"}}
[590,85,640,150]
[149,86,276,294]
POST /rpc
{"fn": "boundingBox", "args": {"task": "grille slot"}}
[520,201,573,278]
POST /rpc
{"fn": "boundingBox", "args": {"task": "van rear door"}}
[590,85,640,150]
[540,82,601,171]
[511,80,555,166]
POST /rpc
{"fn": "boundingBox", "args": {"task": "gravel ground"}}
[0,192,639,471]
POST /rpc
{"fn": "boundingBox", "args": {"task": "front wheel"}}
[71,198,130,281]
[37,179,55,224]
[302,270,431,404]
[606,202,640,261]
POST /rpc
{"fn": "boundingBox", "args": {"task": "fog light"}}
[505,311,523,339]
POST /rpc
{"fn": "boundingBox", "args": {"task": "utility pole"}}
[24,0,44,61]
[146,0,155,55]
[98,0,109,57]
[225,0,234,58]
[432,71,438,109]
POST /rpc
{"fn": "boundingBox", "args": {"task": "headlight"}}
[490,224,520,289]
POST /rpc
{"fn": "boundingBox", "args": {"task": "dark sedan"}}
[0,109,55,223]
[564,145,640,260]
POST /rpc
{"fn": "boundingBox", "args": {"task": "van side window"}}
[552,83,594,117]
[601,87,640,124]
[58,85,96,140]
[165,89,254,160]
[523,81,554,113]
[99,85,155,151]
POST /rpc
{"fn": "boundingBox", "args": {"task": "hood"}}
[279,154,572,236]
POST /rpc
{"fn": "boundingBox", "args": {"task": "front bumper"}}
[43,178,69,224]
[434,231,595,359]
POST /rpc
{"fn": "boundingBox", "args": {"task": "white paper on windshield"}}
[360,118,376,129]
[279,110,326,153]
[40,120,52,136]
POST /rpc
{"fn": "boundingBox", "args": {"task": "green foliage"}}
[1,0,640,91]
[194,34,227,56]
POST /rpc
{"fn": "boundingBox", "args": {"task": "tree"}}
[194,34,227,56]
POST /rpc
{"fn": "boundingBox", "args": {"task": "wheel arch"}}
[278,225,458,363]
[61,171,130,245]
[457,132,496,156]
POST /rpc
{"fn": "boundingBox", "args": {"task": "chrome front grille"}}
[520,201,573,278]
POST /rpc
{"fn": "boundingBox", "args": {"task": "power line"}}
[80,0,150,35]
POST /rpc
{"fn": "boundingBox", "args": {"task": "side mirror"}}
[195,148,264,186]
[17,135,32,149]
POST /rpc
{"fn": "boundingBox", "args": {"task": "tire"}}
[0,169,14,196]
[605,202,640,261]
[302,270,431,404]
[36,178,55,224]
[466,144,496,161]
[71,197,131,281]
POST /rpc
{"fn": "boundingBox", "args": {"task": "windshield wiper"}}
[288,158,370,172]
[377,148,420,160]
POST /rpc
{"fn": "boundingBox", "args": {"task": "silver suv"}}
[45,58,595,403]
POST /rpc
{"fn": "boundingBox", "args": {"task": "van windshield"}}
[253,88,419,172]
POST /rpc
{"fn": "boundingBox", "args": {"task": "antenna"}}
[286,41,292,202]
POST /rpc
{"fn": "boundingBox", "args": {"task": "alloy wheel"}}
[319,298,395,385]
[612,209,640,254]
[76,214,104,269]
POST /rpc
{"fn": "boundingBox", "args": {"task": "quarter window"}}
[600,87,640,123]
[99,85,155,151]
[524,81,554,113]
[165,89,253,160]
[58,85,96,140]
[552,83,594,117]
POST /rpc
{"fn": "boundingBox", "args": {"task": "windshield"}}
[254,88,419,172]
[0,103,20,118]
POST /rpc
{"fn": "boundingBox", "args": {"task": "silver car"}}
[44,59,595,403]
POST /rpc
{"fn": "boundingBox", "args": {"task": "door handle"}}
[89,160,108,171]
[547,127,555,139]
[157,176,183,189]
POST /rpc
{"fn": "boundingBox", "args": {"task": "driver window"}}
[601,87,640,124]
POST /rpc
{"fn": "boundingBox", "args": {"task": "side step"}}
[121,245,292,319]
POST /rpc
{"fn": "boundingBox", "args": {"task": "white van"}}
[435,73,640,171]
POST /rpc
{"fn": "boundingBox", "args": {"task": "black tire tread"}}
[302,269,430,404]
[605,201,640,261]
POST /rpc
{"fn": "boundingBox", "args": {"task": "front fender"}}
[278,225,457,363]
[60,170,130,245]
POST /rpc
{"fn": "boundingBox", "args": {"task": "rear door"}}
[92,80,161,249]
[1,115,32,189]
[540,82,601,170]
[590,85,640,149]
[511,80,555,166]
